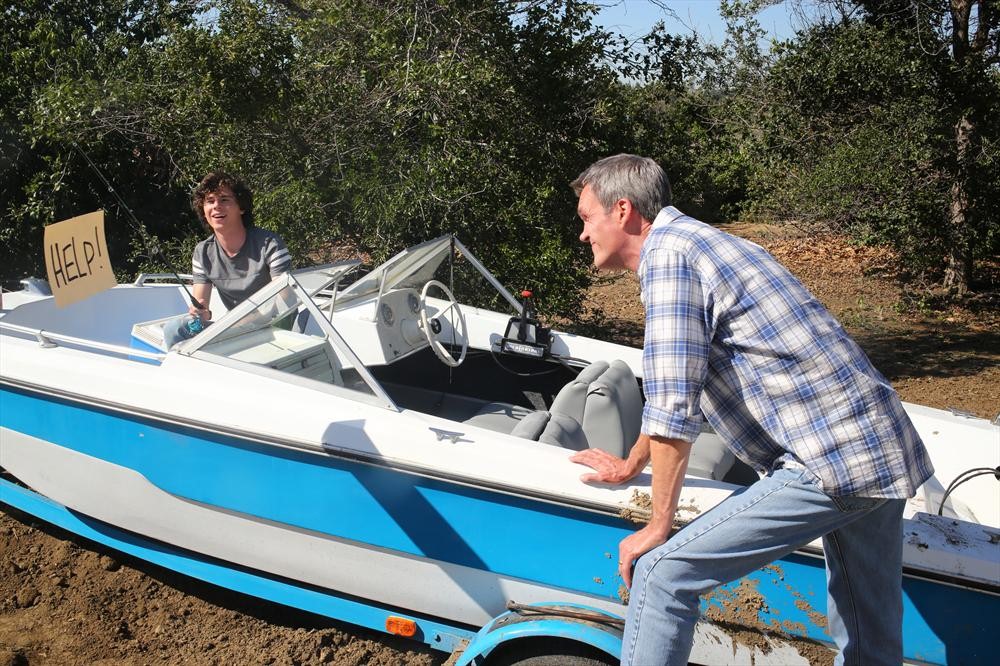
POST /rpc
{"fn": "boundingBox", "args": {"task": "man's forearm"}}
[191,283,213,319]
[647,435,692,536]
[192,283,212,310]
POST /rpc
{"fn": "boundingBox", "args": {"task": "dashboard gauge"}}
[380,303,395,326]
[407,292,420,314]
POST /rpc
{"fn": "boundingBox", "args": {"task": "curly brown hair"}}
[191,171,254,229]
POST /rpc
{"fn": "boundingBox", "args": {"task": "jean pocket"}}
[829,494,886,513]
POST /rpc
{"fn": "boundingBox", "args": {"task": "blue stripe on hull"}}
[1,386,633,599]
[0,479,474,654]
[3,385,996,664]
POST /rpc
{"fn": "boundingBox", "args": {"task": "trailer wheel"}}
[486,637,616,666]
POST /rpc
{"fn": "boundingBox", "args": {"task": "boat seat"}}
[499,360,747,483]
[463,401,536,434]
[507,360,643,458]
[687,429,736,481]
[383,382,530,427]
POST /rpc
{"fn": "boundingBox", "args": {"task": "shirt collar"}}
[651,206,685,229]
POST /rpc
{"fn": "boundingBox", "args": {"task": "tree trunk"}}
[943,113,973,295]
[942,0,977,295]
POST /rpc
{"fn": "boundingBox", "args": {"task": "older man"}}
[569,154,933,666]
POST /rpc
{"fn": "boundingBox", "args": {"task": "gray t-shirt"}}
[191,227,292,310]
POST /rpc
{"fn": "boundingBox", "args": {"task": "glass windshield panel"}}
[336,236,452,304]
[333,236,518,316]
[425,254,518,314]
[200,286,375,396]
[291,260,362,296]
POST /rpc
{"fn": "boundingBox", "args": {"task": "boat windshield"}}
[334,235,521,315]
[335,236,453,306]
[180,274,392,406]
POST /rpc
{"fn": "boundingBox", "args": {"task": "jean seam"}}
[625,574,646,663]
[826,530,861,665]
[653,471,803,559]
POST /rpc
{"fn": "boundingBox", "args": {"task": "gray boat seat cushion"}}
[686,431,736,481]
[513,360,643,458]
[537,412,588,451]
[509,411,551,440]
[580,360,643,456]
[464,401,535,434]
[507,408,581,448]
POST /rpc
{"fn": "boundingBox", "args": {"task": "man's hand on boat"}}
[569,444,669,587]
[570,433,652,484]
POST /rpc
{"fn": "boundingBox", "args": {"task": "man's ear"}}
[616,198,643,232]
[615,198,631,225]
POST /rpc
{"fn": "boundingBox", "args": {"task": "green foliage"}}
[710,9,999,284]
[2,0,629,314]
[2,0,996,309]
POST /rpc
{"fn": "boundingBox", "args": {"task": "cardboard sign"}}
[44,210,117,307]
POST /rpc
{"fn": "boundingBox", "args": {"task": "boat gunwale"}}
[0,320,166,360]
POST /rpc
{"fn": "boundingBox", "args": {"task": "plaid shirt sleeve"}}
[639,247,713,444]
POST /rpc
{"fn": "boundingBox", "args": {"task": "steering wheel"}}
[420,280,468,367]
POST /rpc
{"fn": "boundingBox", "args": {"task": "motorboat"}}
[2,235,997,665]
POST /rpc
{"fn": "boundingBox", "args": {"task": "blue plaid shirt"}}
[639,207,933,498]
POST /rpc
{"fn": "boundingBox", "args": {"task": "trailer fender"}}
[455,602,623,666]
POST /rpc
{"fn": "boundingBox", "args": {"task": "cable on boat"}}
[487,349,565,377]
[937,466,1000,516]
[486,347,594,378]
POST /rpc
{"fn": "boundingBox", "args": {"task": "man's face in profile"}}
[578,184,627,271]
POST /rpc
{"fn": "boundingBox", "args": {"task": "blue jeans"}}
[622,466,905,666]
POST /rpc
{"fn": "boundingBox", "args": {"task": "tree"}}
[857,1,998,293]
[708,1,998,292]
[2,1,641,316]
[0,0,203,282]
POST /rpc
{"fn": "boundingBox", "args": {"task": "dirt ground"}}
[2,224,997,665]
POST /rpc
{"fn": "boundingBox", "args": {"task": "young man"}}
[163,171,291,347]
[569,154,933,666]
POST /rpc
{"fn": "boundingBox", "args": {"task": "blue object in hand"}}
[185,316,205,335]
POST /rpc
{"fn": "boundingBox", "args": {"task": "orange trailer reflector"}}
[386,616,417,637]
